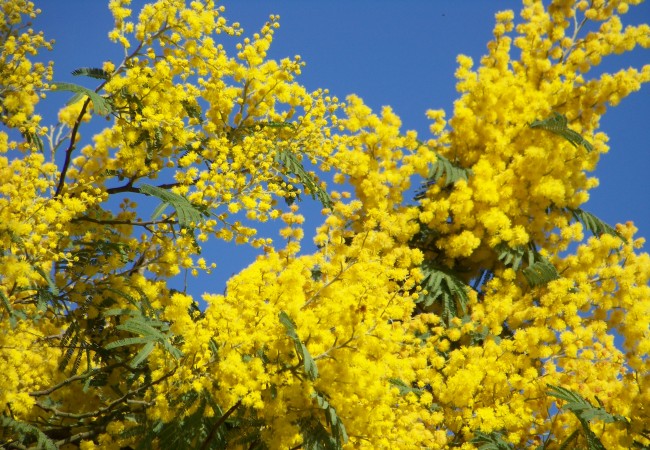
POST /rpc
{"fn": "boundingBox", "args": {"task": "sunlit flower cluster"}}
[1,1,648,449]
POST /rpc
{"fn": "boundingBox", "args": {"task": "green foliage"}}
[547,384,626,424]
[279,311,319,380]
[522,258,560,287]
[470,430,514,450]
[104,308,183,367]
[417,262,470,324]
[567,207,627,242]
[275,149,333,209]
[0,231,60,327]
[547,384,628,450]
[50,81,113,116]
[0,415,57,450]
[23,130,44,152]
[298,416,340,450]
[0,289,26,328]
[496,243,560,287]
[139,183,207,229]
[305,391,349,449]
[123,390,227,450]
[71,67,112,80]
[181,99,203,120]
[530,112,594,152]
[415,150,472,199]
[428,152,473,187]
[389,378,440,412]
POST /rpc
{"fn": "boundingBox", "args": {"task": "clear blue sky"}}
[34,1,649,295]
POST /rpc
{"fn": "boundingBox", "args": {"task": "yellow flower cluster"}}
[1,1,648,449]
[0,0,53,136]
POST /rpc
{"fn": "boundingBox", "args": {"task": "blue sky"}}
[33,1,649,295]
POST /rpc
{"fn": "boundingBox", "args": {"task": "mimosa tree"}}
[1,0,649,448]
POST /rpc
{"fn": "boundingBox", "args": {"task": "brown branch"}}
[199,400,242,450]
[54,98,91,198]
[29,362,125,397]
[35,365,177,419]
[71,216,171,227]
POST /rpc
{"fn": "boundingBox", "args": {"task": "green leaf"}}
[298,416,340,450]
[496,243,559,288]
[33,265,59,296]
[547,384,626,450]
[275,149,332,209]
[568,207,626,243]
[104,313,182,365]
[181,100,203,120]
[428,153,472,187]
[151,201,171,221]
[417,262,469,324]
[51,81,112,115]
[530,112,593,152]
[23,130,44,152]
[471,430,514,450]
[0,416,57,450]
[311,391,348,447]
[279,311,319,380]
[415,151,472,199]
[523,257,559,287]
[71,67,112,80]
[104,336,153,350]
[547,385,625,424]
[139,183,206,229]
[388,378,425,397]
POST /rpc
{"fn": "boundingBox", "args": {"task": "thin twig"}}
[199,400,242,450]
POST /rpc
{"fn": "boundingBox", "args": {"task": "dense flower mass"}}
[1,0,648,449]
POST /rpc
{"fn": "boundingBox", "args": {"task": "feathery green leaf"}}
[417,262,470,323]
[51,81,112,115]
[530,112,593,152]
[0,415,57,450]
[71,67,112,80]
[279,311,319,380]
[139,183,206,229]
[548,384,627,450]
[275,149,332,209]
[523,257,560,287]
[470,430,514,450]
[568,207,626,242]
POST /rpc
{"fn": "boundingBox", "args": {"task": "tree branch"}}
[199,400,242,450]
[54,98,91,197]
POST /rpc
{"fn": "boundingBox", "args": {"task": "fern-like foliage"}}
[139,183,206,229]
[275,149,332,209]
[51,81,113,115]
[567,207,626,242]
[104,308,182,367]
[530,112,593,152]
[279,311,318,380]
[389,378,440,412]
[0,415,57,450]
[126,390,229,450]
[303,391,348,449]
[547,384,628,450]
[522,258,560,287]
[470,430,514,450]
[71,67,112,80]
[181,99,203,120]
[0,289,27,328]
[415,152,472,199]
[428,153,472,187]
[22,130,44,152]
[496,243,560,288]
[417,262,470,324]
